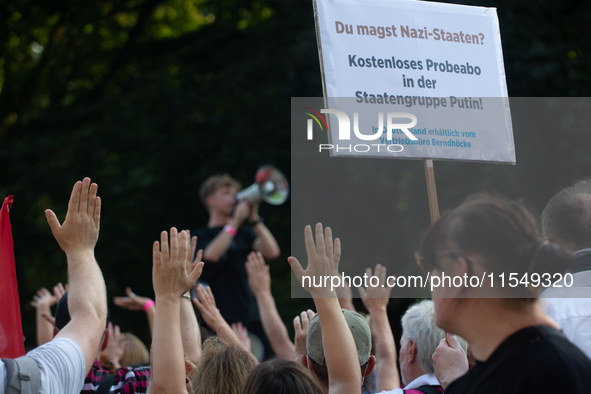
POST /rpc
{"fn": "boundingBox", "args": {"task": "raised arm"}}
[148,228,203,394]
[47,178,107,374]
[30,283,65,346]
[289,224,362,394]
[329,242,355,312]
[192,284,251,354]
[335,281,356,312]
[250,203,280,259]
[293,309,315,362]
[245,251,295,360]
[359,264,400,392]
[180,233,203,365]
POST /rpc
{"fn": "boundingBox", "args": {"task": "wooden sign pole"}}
[423,159,440,224]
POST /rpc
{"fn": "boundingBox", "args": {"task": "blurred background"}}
[2,0,591,351]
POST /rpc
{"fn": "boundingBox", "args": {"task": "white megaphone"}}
[236,165,289,205]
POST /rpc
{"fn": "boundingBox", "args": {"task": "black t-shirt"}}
[194,225,259,323]
[446,325,591,394]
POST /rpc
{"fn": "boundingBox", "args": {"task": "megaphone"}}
[236,165,289,205]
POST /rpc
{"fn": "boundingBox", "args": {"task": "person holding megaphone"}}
[193,167,286,359]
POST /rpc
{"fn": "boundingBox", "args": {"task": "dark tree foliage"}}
[2,0,591,350]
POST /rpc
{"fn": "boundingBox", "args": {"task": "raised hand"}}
[245,251,271,296]
[231,322,251,351]
[290,224,362,393]
[45,177,101,256]
[113,287,152,311]
[288,223,341,298]
[54,282,66,299]
[47,178,107,375]
[248,201,260,223]
[192,284,225,331]
[192,284,248,351]
[359,264,392,314]
[103,322,129,368]
[149,228,203,394]
[186,230,203,274]
[232,201,250,227]
[30,283,65,309]
[153,228,204,299]
[30,288,55,309]
[359,264,398,392]
[293,309,315,362]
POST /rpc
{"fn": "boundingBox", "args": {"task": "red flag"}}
[0,196,25,358]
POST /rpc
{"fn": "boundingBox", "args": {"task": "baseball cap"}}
[306,309,372,366]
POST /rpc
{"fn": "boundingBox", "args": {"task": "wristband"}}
[142,299,155,311]
[182,292,191,300]
[224,224,237,237]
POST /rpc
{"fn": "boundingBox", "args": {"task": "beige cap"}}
[306,309,372,366]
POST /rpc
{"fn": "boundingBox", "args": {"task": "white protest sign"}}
[314,0,515,164]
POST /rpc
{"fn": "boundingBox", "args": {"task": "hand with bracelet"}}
[113,287,155,336]
[113,287,154,311]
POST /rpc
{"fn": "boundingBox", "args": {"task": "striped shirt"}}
[81,359,151,393]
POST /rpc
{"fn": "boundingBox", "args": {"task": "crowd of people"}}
[3,175,591,394]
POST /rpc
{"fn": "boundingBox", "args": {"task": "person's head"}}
[418,193,573,332]
[301,309,376,391]
[119,332,149,367]
[242,359,323,394]
[399,300,466,384]
[192,336,257,394]
[199,174,241,215]
[54,291,111,351]
[541,179,591,252]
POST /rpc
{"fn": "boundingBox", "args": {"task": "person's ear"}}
[300,354,309,368]
[205,195,214,209]
[408,338,417,363]
[364,355,376,377]
[455,256,474,297]
[454,256,470,276]
[52,327,58,338]
[101,329,110,351]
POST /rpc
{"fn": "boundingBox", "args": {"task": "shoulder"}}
[27,337,85,370]
[504,326,591,376]
[27,337,83,360]
[447,326,591,394]
[27,338,86,394]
